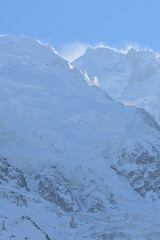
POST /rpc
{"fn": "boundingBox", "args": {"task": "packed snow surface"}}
[72,46,160,123]
[0,35,157,175]
[0,35,160,239]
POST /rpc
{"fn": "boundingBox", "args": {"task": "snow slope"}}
[1,35,160,239]
[0,35,157,175]
[72,47,160,123]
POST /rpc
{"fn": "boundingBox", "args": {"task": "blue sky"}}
[0,0,160,61]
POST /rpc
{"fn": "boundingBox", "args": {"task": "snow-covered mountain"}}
[72,47,160,123]
[1,35,160,239]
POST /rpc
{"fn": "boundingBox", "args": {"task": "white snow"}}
[72,46,160,124]
[1,35,160,239]
[0,35,157,175]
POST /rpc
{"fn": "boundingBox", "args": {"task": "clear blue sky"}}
[0,0,160,60]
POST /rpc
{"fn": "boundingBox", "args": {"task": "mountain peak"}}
[0,34,74,73]
[1,35,160,239]
[84,46,123,59]
[127,47,160,61]
[0,34,57,53]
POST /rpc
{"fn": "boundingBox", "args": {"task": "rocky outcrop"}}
[0,158,29,206]
[32,165,116,213]
[111,144,160,199]
[0,158,29,191]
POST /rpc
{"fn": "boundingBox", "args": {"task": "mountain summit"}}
[72,46,160,123]
[1,36,160,239]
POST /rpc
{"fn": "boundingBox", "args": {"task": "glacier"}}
[0,35,160,239]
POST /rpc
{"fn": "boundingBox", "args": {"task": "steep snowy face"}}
[72,47,128,98]
[0,35,58,66]
[1,36,160,239]
[0,35,160,177]
[73,47,160,97]
[127,48,160,82]
[0,35,98,171]
[72,47,160,122]
[125,48,160,97]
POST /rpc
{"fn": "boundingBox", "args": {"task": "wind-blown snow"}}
[0,35,157,175]
[1,35,160,239]
[72,46,160,124]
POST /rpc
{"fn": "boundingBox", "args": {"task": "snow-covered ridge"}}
[72,45,160,123]
[0,34,159,193]
[1,35,160,239]
[73,45,160,87]
[0,35,73,71]
[0,35,57,57]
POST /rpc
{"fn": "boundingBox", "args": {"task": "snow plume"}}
[59,41,121,62]
[119,41,140,53]
[59,41,89,62]
[59,41,142,62]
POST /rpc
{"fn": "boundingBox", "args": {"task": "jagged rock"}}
[111,144,160,198]
[0,190,27,207]
[32,165,116,213]
[34,166,80,212]
[0,158,29,191]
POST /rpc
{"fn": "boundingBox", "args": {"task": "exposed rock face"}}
[111,144,160,199]
[2,141,160,212]
[0,190,28,207]
[32,165,115,213]
[0,158,29,191]
[3,143,160,213]
[0,158,116,213]
[0,158,29,207]
[34,166,80,212]
[1,151,160,239]
[1,36,160,239]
